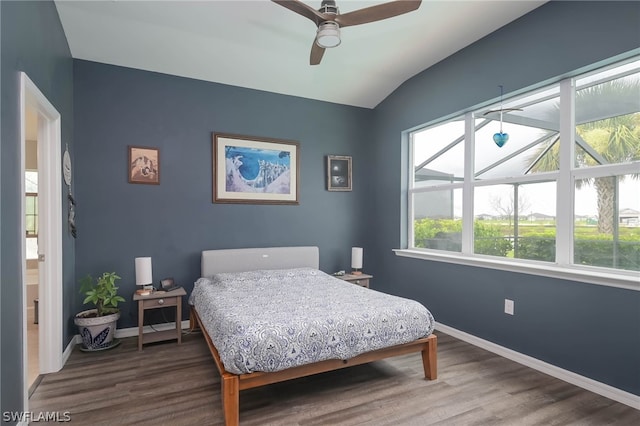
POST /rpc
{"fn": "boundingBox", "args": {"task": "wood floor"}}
[30,331,639,425]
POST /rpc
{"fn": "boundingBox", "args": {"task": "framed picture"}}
[327,155,352,191]
[128,146,160,185]
[213,133,300,204]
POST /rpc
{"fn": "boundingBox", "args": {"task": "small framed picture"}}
[327,155,352,191]
[128,146,160,185]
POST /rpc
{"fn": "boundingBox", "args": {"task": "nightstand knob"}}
[158,299,164,305]
[355,280,360,285]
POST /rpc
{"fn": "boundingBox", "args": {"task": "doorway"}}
[24,107,40,392]
[20,73,64,408]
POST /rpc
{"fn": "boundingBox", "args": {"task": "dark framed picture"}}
[327,155,352,191]
[128,146,160,185]
[213,133,300,204]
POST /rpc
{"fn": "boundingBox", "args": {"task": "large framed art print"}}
[213,133,300,204]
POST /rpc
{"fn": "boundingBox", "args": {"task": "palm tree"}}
[528,78,640,234]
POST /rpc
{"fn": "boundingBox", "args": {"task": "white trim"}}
[555,78,575,265]
[435,322,640,409]
[393,249,639,291]
[37,101,63,375]
[462,111,475,253]
[114,320,191,339]
[62,337,76,366]
[71,320,191,344]
[410,172,560,195]
[19,72,29,419]
[20,73,64,414]
[408,132,416,248]
[572,161,640,180]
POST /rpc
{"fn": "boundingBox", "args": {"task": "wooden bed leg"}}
[189,308,200,331]
[421,334,438,380]
[221,374,239,426]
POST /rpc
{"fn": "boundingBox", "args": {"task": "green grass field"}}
[483,220,640,239]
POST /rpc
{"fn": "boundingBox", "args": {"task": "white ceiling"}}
[54,0,546,109]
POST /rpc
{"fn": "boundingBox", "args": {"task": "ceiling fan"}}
[272,0,422,65]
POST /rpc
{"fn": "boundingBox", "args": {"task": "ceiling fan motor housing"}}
[319,0,339,15]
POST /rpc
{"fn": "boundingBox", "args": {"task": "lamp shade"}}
[135,257,153,286]
[351,247,363,270]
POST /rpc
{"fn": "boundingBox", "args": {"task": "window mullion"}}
[408,133,415,248]
[462,112,475,254]
[556,78,575,265]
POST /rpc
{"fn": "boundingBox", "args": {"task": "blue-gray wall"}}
[73,60,373,329]
[369,1,640,395]
[2,1,639,419]
[1,0,74,419]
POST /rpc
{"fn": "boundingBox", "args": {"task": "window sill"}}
[393,249,639,291]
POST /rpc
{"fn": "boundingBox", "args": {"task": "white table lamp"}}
[135,257,153,295]
[351,247,363,275]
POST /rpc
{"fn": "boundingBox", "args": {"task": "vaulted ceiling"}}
[55,1,546,108]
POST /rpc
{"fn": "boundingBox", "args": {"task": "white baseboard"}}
[114,320,191,339]
[62,337,75,365]
[435,322,640,410]
[70,320,191,345]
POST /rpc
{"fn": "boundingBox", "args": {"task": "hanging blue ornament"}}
[493,132,509,147]
[484,85,522,148]
[495,85,508,147]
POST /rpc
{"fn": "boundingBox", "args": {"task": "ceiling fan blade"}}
[335,0,422,28]
[272,0,327,26]
[310,40,326,65]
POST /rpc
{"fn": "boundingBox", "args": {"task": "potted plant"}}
[74,271,125,351]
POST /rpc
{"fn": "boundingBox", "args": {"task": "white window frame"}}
[399,63,640,292]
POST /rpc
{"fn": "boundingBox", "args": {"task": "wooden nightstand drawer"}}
[337,273,373,288]
[142,296,178,309]
[349,278,369,288]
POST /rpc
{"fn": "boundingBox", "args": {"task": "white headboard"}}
[201,246,319,277]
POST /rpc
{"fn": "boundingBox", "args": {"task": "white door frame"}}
[20,72,63,407]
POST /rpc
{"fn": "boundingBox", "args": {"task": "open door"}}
[20,72,64,409]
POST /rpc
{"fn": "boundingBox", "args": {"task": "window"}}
[410,117,464,253]
[474,181,557,260]
[25,171,38,260]
[25,193,38,236]
[412,188,463,252]
[407,57,640,281]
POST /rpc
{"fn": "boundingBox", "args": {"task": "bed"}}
[189,246,437,425]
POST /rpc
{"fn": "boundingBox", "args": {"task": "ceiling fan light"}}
[316,22,341,48]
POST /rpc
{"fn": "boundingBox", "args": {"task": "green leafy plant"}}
[79,272,125,317]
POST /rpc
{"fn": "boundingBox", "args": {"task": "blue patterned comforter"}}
[189,268,434,375]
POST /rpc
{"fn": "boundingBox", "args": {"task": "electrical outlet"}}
[504,299,515,315]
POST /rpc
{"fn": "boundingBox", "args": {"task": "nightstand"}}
[338,273,372,288]
[133,287,186,351]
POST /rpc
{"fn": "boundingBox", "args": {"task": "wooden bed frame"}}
[192,247,438,425]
